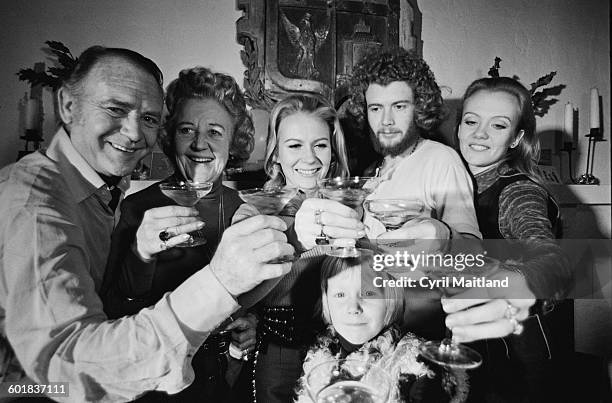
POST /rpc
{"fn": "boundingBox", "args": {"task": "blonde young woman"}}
[234,93,359,403]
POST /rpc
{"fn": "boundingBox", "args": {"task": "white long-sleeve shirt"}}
[0,128,238,402]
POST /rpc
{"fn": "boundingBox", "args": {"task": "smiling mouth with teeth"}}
[470,144,489,151]
[295,168,320,175]
[110,143,137,153]
[189,156,214,163]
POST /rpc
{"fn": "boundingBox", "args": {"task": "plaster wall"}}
[421,0,610,186]
[0,0,244,167]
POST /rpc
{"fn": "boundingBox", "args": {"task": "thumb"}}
[224,318,247,331]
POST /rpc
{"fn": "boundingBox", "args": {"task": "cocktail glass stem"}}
[419,286,482,370]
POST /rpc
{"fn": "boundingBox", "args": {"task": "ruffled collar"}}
[296,326,438,403]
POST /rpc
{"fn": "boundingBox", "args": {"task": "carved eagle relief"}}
[280,10,331,79]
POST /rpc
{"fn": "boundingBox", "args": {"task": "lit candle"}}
[590,87,600,130]
[25,98,39,130]
[564,102,573,137]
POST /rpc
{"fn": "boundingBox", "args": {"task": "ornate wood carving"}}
[236,0,421,110]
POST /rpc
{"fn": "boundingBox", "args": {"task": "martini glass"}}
[305,359,391,403]
[317,177,374,258]
[363,199,424,231]
[238,186,299,262]
[238,187,298,215]
[159,181,213,247]
[418,263,488,369]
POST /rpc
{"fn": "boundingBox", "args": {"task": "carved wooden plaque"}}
[236,0,422,110]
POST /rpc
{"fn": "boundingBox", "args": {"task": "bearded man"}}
[347,48,481,241]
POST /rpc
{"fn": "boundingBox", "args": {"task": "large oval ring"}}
[315,224,330,245]
[314,209,323,225]
[509,317,524,335]
[159,229,171,242]
[504,302,519,319]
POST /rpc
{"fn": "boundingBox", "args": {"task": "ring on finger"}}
[504,301,519,319]
[159,229,171,241]
[505,302,523,335]
[315,224,330,245]
[509,316,524,335]
[160,240,168,251]
[314,209,323,225]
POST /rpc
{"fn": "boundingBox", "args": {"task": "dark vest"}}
[476,171,561,240]
[468,172,570,403]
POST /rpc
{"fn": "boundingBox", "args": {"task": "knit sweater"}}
[474,164,572,300]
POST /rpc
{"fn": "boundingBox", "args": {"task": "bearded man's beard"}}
[369,124,420,157]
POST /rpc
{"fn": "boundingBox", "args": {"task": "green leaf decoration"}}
[487,57,502,78]
[486,58,564,117]
[17,41,77,90]
[46,40,71,55]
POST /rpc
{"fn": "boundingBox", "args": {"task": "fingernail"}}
[197,221,205,228]
[445,317,456,328]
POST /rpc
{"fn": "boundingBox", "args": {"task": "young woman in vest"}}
[450,76,573,402]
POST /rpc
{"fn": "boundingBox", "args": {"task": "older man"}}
[0,46,292,401]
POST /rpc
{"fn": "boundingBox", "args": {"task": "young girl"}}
[295,252,469,403]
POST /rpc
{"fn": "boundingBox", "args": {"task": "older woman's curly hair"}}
[346,48,444,135]
[161,66,254,164]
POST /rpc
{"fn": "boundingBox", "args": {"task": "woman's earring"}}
[329,160,337,175]
[510,140,519,149]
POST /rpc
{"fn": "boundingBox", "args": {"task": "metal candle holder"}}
[577,128,605,185]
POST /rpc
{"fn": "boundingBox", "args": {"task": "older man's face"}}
[365,81,418,157]
[63,56,163,177]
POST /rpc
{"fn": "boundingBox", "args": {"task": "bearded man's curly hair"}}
[346,48,444,134]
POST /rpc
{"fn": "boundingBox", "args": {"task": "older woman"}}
[448,76,573,402]
[102,66,257,402]
[233,93,358,403]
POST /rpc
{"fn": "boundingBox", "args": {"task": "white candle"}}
[25,98,39,130]
[564,102,573,137]
[590,87,600,129]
